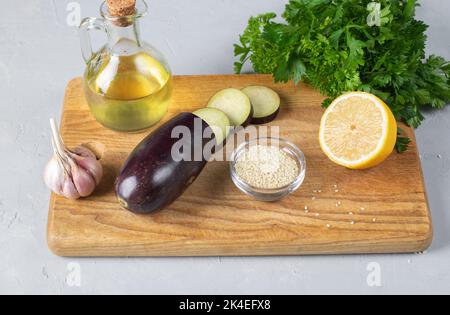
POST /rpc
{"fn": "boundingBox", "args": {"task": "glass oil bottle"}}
[79,0,172,132]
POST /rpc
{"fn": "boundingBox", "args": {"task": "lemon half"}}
[319,92,397,169]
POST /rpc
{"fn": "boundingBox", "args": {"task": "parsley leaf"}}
[396,128,412,153]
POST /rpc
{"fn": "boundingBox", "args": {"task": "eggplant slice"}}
[206,88,253,127]
[242,86,281,125]
[193,108,231,145]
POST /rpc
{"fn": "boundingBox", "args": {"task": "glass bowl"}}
[230,137,306,202]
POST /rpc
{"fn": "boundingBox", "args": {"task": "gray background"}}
[0,0,449,294]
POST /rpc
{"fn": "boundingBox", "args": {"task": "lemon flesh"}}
[319,92,397,169]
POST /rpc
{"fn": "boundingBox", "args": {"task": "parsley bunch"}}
[234,0,450,151]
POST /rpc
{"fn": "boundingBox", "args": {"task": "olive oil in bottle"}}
[84,50,172,132]
[80,0,172,132]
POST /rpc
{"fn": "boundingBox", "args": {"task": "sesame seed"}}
[234,145,299,189]
[350,221,355,225]
[326,224,331,228]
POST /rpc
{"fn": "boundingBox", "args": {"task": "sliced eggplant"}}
[115,113,213,214]
[193,108,231,145]
[242,86,281,124]
[206,88,252,127]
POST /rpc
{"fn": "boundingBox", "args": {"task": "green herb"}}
[234,0,450,150]
[395,128,411,153]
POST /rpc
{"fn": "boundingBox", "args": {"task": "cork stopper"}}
[107,0,136,17]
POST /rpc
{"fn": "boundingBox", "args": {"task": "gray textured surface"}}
[0,0,449,295]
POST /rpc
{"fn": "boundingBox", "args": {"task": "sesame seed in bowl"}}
[230,137,306,202]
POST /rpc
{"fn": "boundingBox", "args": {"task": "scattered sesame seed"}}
[350,221,355,225]
[349,212,353,215]
[326,224,331,228]
[312,196,316,200]
[335,189,339,193]
[304,206,308,210]
[372,218,377,222]
[315,213,320,217]
[360,207,365,211]
[318,190,322,193]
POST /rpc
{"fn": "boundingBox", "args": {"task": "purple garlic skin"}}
[71,146,102,183]
[69,147,103,196]
[44,119,103,200]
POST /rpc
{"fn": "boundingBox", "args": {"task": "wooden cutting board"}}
[47,74,432,257]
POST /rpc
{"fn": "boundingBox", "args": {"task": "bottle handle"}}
[79,17,107,63]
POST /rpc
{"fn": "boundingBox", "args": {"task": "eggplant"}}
[206,88,253,127]
[115,112,214,214]
[193,108,231,145]
[242,86,281,125]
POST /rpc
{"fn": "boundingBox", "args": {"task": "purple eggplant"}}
[115,112,214,214]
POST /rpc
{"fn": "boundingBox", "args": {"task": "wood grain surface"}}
[47,75,432,256]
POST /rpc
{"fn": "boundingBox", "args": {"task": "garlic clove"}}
[70,147,103,185]
[67,152,97,197]
[72,145,97,159]
[61,175,81,200]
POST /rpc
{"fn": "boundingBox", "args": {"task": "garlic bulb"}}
[44,119,103,199]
